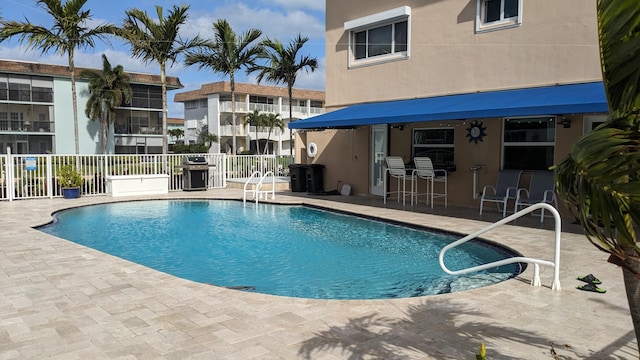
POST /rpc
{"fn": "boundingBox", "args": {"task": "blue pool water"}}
[39,200,519,299]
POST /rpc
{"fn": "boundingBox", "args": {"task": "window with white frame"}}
[412,128,455,169]
[476,0,522,33]
[502,117,555,170]
[345,6,410,66]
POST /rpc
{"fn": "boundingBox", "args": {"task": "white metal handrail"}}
[243,171,262,204]
[255,170,275,203]
[439,203,561,291]
[242,170,276,205]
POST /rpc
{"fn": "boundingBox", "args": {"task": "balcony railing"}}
[218,124,247,137]
[114,126,162,135]
[0,120,55,133]
[219,101,324,116]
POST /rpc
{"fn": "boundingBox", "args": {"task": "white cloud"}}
[186,3,324,43]
[259,0,325,12]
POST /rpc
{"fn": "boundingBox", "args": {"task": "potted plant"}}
[57,164,83,199]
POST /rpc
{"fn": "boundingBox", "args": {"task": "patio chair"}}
[479,169,523,217]
[514,170,558,222]
[412,157,447,208]
[383,156,414,206]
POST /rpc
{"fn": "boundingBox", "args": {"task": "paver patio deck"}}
[0,189,637,359]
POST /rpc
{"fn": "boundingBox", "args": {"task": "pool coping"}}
[0,189,636,359]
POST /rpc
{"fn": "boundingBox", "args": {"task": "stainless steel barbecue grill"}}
[182,156,208,191]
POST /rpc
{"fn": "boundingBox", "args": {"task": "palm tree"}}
[262,112,284,155]
[118,5,203,154]
[555,0,640,351]
[168,128,184,143]
[248,34,319,159]
[80,54,132,154]
[243,109,264,154]
[0,0,116,154]
[184,19,262,155]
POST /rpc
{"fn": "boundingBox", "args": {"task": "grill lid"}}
[183,156,207,165]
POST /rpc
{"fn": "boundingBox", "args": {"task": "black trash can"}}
[288,164,307,192]
[305,164,325,193]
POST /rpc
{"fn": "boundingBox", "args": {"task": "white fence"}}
[0,153,291,201]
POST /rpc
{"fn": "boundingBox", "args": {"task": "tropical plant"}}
[476,342,486,360]
[248,34,319,158]
[118,4,203,154]
[0,0,116,154]
[184,19,262,155]
[80,54,132,154]
[262,112,284,155]
[168,128,184,143]
[57,164,83,188]
[243,109,264,154]
[195,123,219,150]
[554,0,640,352]
[201,132,219,148]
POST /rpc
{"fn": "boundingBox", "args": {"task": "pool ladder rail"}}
[439,203,562,291]
[243,171,276,204]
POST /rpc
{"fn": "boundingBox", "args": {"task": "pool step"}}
[227,177,291,191]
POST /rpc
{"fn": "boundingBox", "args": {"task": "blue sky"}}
[0,0,326,117]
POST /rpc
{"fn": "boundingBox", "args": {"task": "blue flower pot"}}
[62,187,80,199]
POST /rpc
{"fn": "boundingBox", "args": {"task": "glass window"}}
[249,96,273,104]
[482,0,518,23]
[502,117,556,170]
[413,128,455,169]
[477,0,521,32]
[0,76,7,101]
[352,20,408,62]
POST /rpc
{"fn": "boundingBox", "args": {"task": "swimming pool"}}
[39,200,520,299]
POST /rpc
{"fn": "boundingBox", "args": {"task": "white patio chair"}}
[383,156,414,206]
[412,157,447,208]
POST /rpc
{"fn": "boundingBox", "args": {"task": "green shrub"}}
[57,164,83,188]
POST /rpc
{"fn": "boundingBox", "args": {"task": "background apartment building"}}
[174,81,324,155]
[0,60,182,155]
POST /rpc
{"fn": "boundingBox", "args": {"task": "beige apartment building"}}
[290,0,608,213]
[174,82,324,155]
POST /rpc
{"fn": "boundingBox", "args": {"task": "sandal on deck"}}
[577,283,606,293]
[577,274,602,285]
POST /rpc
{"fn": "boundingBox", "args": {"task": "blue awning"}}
[290,82,608,129]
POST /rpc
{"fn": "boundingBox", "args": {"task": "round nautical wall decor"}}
[466,120,487,144]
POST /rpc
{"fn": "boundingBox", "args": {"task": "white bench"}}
[106,174,169,197]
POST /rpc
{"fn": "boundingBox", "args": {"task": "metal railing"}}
[439,203,562,291]
[0,152,291,201]
[242,170,276,205]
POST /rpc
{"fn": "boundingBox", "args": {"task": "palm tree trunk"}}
[622,247,640,353]
[101,100,108,154]
[69,50,80,154]
[255,127,259,154]
[288,86,293,160]
[160,62,168,155]
[264,130,272,155]
[230,74,236,154]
